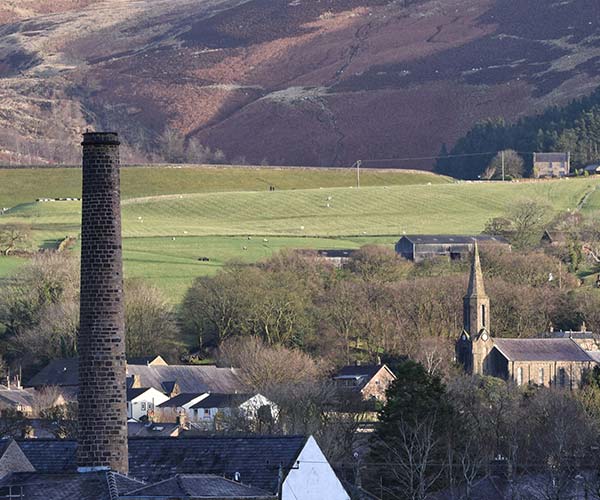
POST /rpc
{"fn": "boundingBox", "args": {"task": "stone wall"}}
[77,132,128,474]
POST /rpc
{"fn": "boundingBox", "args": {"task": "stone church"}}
[456,245,596,389]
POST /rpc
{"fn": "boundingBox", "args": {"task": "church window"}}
[481,304,486,327]
[538,368,544,386]
[517,367,523,386]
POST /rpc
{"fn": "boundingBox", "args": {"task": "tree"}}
[125,279,183,362]
[217,336,324,391]
[369,361,452,499]
[345,245,412,283]
[487,149,525,179]
[0,223,31,255]
[39,402,78,439]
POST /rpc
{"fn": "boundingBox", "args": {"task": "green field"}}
[1,167,599,302]
[0,166,449,208]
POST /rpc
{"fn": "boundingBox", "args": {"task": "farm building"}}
[533,152,570,178]
[395,234,510,262]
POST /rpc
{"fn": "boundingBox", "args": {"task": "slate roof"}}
[158,393,205,408]
[0,388,36,408]
[128,422,180,437]
[17,436,308,492]
[333,365,386,380]
[127,355,167,366]
[493,338,593,362]
[0,471,144,500]
[401,235,510,245]
[27,358,245,394]
[316,249,355,258]
[586,351,600,363]
[127,387,155,401]
[535,152,569,162]
[123,474,274,498]
[190,394,254,410]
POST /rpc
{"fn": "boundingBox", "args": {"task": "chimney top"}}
[81,132,120,146]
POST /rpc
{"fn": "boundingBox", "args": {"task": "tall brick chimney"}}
[77,132,128,474]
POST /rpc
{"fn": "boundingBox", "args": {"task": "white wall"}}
[282,436,349,500]
[129,388,169,420]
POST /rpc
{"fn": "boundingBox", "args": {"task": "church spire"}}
[465,242,486,299]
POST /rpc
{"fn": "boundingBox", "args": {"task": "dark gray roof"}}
[27,358,245,394]
[127,387,156,401]
[535,152,569,162]
[333,365,388,380]
[0,471,144,500]
[127,356,166,366]
[316,249,355,258]
[158,393,204,408]
[493,338,593,362]
[190,394,254,410]
[123,474,274,498]
[128,422,180,437]
[17,436,308,492]
[27,358,79,387]
[400,235,510,245]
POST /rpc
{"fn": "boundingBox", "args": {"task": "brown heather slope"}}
[0,0,599,168]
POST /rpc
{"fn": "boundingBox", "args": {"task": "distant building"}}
[127,387,169,421]
[533,152,570,178]
[316,249,355,267]
[332,364,396,402]
[396,234,510,262]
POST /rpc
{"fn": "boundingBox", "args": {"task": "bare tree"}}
[0,223,31,255]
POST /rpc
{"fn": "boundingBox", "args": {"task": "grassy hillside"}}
[0,166,449,208]
[1,176,599,301]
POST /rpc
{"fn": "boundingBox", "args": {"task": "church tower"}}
[456,243,492,375]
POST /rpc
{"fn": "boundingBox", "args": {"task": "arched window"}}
[481,304,486,327]
[559,368,566,387]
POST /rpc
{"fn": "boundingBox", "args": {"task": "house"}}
[12,435,350,500]
[127,355,168,366]
[316,249,355,267]
[187,393,276,426]
[155,393,210,422]
[332,364,396,402]
[456,244,595,388]
[395,234,510,262]
[533,152,570,178]
[127,387,169,421]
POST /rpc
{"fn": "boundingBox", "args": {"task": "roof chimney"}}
[77,132,128,474]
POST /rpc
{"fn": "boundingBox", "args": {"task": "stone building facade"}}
[456,244,595,388]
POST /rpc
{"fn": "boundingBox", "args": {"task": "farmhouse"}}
[127,387,169,421]
[533,152,570,178]
[396,234,510,262]
[332,364,396,402]
[456,244,595,388]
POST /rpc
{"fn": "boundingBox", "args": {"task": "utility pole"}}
[501,150,505,181]
[353,160,362,189]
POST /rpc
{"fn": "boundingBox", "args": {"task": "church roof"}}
[492,338,593,362]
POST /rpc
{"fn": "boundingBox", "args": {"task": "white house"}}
[127,387,169,421]
[155,392,209,421]
[188,393,277,424]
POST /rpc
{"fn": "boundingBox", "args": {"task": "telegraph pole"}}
[353,160,362,188]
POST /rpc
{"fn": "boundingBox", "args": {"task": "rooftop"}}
[189,394,255,410]
[400,234,510,245]
[493,338,593,362]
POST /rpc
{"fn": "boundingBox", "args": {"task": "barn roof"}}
[157,393,205,408]
[0,388,36,408]
[492,338,593,362]
[17,436,309,492]
[400,235,509,245]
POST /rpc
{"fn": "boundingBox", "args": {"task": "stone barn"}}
[395,234,510,262]
[533,152,570,178]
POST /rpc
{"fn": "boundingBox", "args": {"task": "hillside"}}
[0,0,599,168]
[2,176,598,300]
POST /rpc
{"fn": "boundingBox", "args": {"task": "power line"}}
[359,150,539,165]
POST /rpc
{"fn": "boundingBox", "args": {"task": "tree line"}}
[436,86,600,179]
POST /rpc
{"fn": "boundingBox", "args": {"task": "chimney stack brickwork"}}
[78,132,128,474]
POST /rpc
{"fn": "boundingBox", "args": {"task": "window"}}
[204,409,211,418]
[517,367,523,386]
[559,368,566,387]
[538,367,544,386]
[481,304,486,327]
[140,402,147,412]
